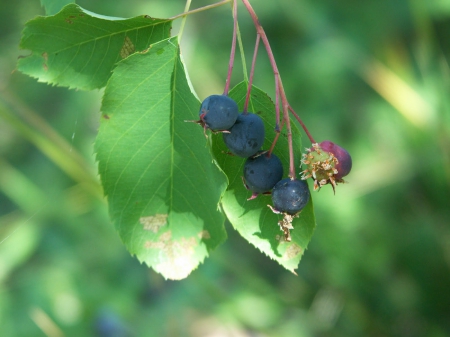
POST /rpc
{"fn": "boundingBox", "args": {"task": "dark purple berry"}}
[243,152,283,197]
[271,178,310,215]
[199,95,239,131]
[223,113,265,158]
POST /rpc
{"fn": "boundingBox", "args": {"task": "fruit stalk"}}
[274,73,280,132]
[289,106,316,144]
[241,0,296,178]
[223,0,238,96]
[243,33,260,113]
[278,79,296,178]
[242,0,315,150]
[268,119,284,155]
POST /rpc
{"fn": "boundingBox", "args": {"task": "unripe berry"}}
[301,140,352,191]
[319,140,352,179]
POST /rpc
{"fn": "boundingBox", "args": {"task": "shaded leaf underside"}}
[213,82,316,273]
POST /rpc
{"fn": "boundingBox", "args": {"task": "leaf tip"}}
[142,230,207,280]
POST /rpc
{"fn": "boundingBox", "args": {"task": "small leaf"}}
[18,4,172,90]
[40,0,74,15]
[212,82,316,273]
[95,37,228,280]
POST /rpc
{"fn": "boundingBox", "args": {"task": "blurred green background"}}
[1,0,450,336]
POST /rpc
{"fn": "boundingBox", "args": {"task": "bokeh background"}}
[1,0,450,336]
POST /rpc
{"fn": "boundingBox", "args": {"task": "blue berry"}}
[199,95,238,131]
[243,152,283,195]
[223,113,265,158]
[271,178,310,215]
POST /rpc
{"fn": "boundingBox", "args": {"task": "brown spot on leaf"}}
[102,114,110,120]
[120,36,135,59]
[140,46,151,54]
[140,214,168,233]
[42,52,49,71]
[159,231,172,241]
[198,230,210,239]
[144,240,163,249]
[283,244,303,260]
[65,19,73,24]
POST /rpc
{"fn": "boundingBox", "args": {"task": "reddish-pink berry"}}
[301,140,352,191]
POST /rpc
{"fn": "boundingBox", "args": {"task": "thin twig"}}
[288,106,316,144]
[241,0,297,178]
[177,0,192,42]
[243,34,260,113]
[224,0,238,96]
[169,0,231,20]
[268,119,285,156]
[274,75,280,132]
[236,20,248,82]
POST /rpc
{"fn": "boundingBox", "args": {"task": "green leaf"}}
[18,4,172,90]
[40,0,74,15]
[212,82,316,273]
[95,37,228,280]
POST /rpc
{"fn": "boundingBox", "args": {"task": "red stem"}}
[274,76,280,132]
[223,0,238,96]
[278,78,296,178]
[243,34,260,113]
[288,106,316,144]
[241,0,296,178]
[240,1,279,90]
[268,119,284,156]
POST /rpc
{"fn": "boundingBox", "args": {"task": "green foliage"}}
[3,0,450,336]
[213,82,316,272]
[40,0,74,15]
[16,4,316,279]
[95,37,228,280]
[18,4,172,90]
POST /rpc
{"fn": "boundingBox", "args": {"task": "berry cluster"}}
[190,0,353,242]
[198,94,280,197]
[195,93,320,242]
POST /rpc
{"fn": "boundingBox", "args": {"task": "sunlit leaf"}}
[212,82,316,273]
[18,4,172,90]
[95,37,228,280]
